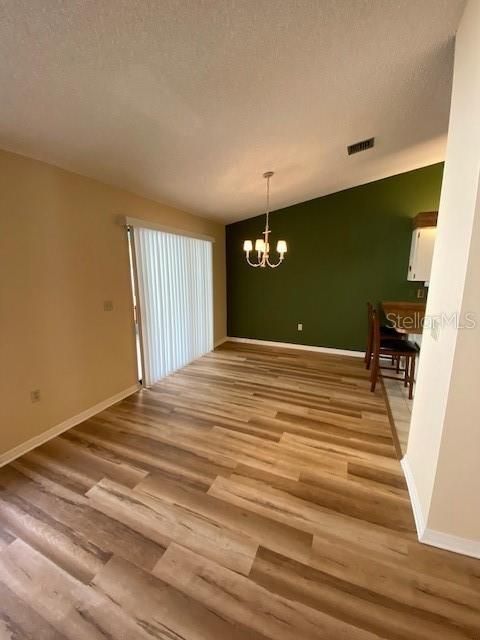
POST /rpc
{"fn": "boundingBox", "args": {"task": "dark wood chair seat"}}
[380,339,418,354]
[381,325,400,338]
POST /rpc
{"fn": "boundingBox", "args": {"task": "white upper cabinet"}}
[407,226,437,281]
[407,212,438,282]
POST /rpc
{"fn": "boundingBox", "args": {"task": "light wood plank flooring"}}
[383,375,413,456]
[0,342,479,639]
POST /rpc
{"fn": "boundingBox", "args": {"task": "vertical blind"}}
[133,226,213,386]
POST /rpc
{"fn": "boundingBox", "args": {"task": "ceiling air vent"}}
[347,137,375,155]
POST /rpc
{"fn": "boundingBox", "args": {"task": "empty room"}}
[1,1,479,638]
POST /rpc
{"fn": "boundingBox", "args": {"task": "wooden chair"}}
[370,307,418,399]
[365,302,404,369]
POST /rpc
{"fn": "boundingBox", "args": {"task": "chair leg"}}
[365,331,372,369]
[404,356,409,387]
[396,356,400,374]
[366,343,372,369]
[408,354,416,399]
[370,351,379,393]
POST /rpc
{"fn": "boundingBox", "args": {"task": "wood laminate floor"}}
[0,342,479,639]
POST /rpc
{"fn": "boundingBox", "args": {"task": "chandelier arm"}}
[266,255,284,268]
[246,254,264,267]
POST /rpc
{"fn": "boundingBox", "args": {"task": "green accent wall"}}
[226,163,444,351]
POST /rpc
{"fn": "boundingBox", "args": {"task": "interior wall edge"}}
[0,384,139,467]
[401,455,427,537]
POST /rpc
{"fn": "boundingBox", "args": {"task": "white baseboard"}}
[0,384,140,468]
[401,456,480,559]
[224,336,365,358]
[421,529,480,559]
[401,456,427,536]
[214,336,228,348]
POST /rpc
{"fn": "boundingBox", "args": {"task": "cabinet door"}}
[408,227,436,281]
[407,230,418,281]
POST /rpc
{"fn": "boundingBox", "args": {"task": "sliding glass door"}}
[132,225,213,386]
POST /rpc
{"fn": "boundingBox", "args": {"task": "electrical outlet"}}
[104,300,114,312]
[30,389,41,403]
[416,288,425,299]
[297,323,303,331]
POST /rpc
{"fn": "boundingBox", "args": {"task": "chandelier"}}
[243,171,287,268]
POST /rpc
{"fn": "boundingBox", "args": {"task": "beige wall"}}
[406,0,480,544]
[0,149,226,457]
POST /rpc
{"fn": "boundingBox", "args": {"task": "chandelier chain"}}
[265,172,270,231]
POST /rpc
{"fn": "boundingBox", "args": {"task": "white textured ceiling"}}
[0,0,464,222]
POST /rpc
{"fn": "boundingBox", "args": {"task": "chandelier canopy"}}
[243,171,287,268]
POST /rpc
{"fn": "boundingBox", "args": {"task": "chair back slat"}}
[365,302,374,365]
[372,307,381,357]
